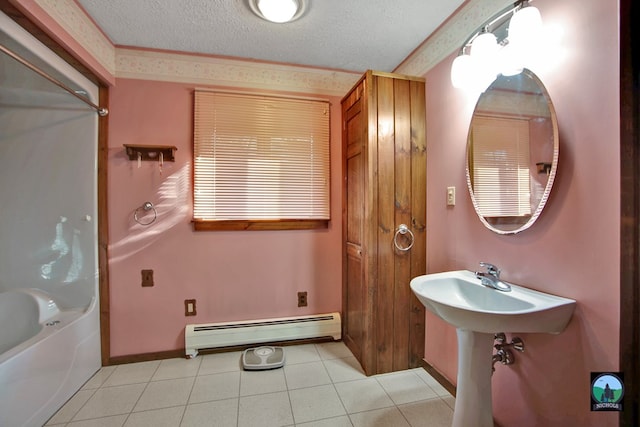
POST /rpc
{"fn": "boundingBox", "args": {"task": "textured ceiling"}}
[76,0,465,73]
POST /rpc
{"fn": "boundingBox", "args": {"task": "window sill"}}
[193,219,329,231]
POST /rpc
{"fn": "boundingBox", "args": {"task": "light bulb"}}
[257,0,299,23]
[499,44,524,76]
[508,6,542,47]
[469,33,499,92]
[451,54,473,89]
[471,32,499,59]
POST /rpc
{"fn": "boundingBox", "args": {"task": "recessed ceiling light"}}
[249,0,306,24]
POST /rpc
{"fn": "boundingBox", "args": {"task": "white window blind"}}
[193,91,330,229]
[470,116,531,218]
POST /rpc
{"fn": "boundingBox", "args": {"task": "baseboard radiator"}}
[185,312,341,358]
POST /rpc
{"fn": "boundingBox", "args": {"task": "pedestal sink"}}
[410,270,576,427]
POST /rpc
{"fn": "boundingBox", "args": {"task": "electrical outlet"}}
[141,269,154,287]
[297,291,308,307]
[185,299,197,316]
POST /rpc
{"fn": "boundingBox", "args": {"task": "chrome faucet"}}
[475,262,511,292]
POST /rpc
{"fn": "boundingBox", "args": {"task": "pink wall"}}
[107,79,343,356]
[423,0,619,426]
[14,1,623,424]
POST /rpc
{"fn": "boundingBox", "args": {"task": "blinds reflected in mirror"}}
[469,116,531,218]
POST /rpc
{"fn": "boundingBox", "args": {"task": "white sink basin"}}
[410,270,576,334]
[410,270,576,427]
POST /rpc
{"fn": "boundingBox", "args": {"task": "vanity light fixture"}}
[249,0,306,23]
[451,0,543,92]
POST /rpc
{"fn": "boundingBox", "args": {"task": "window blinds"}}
[470,116,531,218]
[193,91,330,223]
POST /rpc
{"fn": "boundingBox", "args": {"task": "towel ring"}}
[134,201,157,226]
[393,224,414,252]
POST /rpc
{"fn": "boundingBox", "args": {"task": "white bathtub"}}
[0,289,101,427]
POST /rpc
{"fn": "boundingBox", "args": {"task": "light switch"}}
[447,186,456,206]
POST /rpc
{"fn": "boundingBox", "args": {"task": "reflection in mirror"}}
[466,69,558,234]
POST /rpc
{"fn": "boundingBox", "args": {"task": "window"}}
[193,91,330,230]
[469,116,531,218]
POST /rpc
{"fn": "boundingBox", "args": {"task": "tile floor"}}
[46,342,454,427]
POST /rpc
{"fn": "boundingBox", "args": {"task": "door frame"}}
[620,0,639,424]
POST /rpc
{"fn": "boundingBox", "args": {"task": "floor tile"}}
[133,377,194,412]
[413,369,452,397]
[443,395,455,411]
[198,351,243,376]
[189,371,240,404]
[47,343,457,427]
[239,368,287,396]
[349,406,411,427]
[67,415,128,427]
[281,343,321,365]
[47,389,95,424]
[123,406,185,427]
[103,361,160,387]
[315,341,353,360]
[322,356,366,383]
[73,384,146,421]
[238,391,293,427]
[398,399,454,427]
[284,361,331,390]
[81,366,117,390]
[180,399,238,427]
[376,370,439,405]
[152,357,202,381]
[335,377,395,414]
[294,415,353,427]
[288,384,346,424]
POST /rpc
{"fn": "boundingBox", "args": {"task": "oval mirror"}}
[466,69,558,234]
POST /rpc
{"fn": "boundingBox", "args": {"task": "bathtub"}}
[0,289,101,427]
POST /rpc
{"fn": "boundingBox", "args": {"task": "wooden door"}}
[342,80,369,367]
[342,72,425,376]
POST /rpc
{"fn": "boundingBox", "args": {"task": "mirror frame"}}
[465,69,559,234]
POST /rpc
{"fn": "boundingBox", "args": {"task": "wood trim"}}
[363,70,378,375]
[98,85,111,366]
[193,219,329,231]
[409,78,427,369]
[370,69,425,83]
[420,359,457,397]
[620,0,639,424]
[108,350,186,366]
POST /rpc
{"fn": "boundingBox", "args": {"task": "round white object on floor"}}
[242,346,285,370]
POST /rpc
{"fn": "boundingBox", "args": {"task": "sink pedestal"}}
[453,330,495,427]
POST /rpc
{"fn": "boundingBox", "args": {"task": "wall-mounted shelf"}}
[124,144,177,162]
[536,162,552,175]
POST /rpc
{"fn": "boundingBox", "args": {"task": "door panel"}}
[343,93,366,363]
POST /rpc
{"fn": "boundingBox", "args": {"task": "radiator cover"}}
[185,312,341,358]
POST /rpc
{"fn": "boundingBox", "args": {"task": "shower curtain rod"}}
[0,44,108,116]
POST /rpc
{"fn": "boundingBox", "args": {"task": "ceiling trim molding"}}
[31,0,512,93]
[35,0,116,76]
[115,48,361,96]
[31,0,360,95]
[394,0,513,76]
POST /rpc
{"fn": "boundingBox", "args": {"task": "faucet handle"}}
[479,262,500,277]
